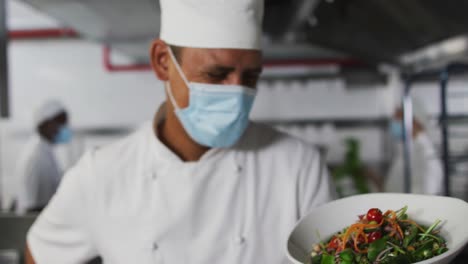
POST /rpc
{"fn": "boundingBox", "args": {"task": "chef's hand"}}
[25,244,36,264]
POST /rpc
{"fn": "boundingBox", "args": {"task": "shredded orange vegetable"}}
[338,210,411,253]
[318,207,448,262]
[400,219,426,232]
[339,220,383,252]
[384,210,397,220]
[395,222,404,239]
[353,231,368,253]
[382,210,405,239]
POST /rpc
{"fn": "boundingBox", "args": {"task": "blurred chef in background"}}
[385,99,443,195]
[15,100,71,214]
[25,0,335,263]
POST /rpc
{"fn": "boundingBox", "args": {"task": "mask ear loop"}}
[167,47,191,86]
[166,47,191,111]
[165,82,180,111]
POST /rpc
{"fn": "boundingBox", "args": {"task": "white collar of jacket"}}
[149,102,238,165]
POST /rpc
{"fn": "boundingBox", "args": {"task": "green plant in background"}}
[333,138,370,197]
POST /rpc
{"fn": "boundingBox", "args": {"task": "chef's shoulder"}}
[242,122,321,163]
[73,123,150,182]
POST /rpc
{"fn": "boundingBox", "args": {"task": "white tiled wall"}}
[3,0,468,207]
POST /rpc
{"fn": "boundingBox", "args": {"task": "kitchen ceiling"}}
[301,0,468,65]
[15,0,348,63]
[14,0,468,68]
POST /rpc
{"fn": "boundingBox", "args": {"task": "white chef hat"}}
[34,100,66,127]
[394,97,430,129]
[159,0,264,50]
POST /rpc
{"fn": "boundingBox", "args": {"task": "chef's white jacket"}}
[28,115,335,264]
[385,132,444,195]
[15,135,62,214]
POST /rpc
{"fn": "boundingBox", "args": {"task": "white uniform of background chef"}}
[15,100,72,214]
[385,99,444,195]
[26,0,336,263]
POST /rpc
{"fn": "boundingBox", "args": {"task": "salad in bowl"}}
[287,193,468,264]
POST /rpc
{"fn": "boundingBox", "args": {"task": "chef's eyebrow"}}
[204,65,235,73]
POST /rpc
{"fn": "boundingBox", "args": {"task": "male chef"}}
[26,0,335,263]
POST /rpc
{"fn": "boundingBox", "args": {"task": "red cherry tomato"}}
[366,208,383,223]
[367,231,382,243]
[327,236,340,250]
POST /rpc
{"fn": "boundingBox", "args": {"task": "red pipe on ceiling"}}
[7,29,364,71]
[103,46,363,72]
[263,58,363,67]
[8,28,78,40]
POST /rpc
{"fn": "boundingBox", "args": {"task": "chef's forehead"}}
[170,45,262,70]
[171,44,260,57]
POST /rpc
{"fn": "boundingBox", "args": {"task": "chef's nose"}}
[224,73,242,86]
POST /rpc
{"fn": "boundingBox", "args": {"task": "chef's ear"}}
[150,39,170,81]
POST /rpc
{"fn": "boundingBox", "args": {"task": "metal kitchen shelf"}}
[449,91,468,97]
[402,63,468,197]
[448,132,468,138]
[439,115,468,125]
[263,117,389,128]
[449,153,468,165]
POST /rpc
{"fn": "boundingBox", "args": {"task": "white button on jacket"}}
[27,115,335,264]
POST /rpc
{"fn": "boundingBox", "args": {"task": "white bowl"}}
[286,193,468,264]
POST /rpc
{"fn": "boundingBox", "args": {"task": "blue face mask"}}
[390,120,403,141]
[54,125,72,144]
[166,48,257,148]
